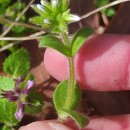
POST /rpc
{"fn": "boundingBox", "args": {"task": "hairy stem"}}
[65,57,75,109]
[61,33,75,109]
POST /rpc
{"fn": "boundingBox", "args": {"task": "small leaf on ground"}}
[3,48,30,78]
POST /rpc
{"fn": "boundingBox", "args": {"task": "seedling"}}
[31,0,93,128]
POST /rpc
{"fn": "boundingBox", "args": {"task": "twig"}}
[80,0,130,21]
[0,36,40,41]
[29,31,46,37]
[0,0,35,37]
[0,31,45,41]
[0,41,20,52]
[0,31,46,52]
[0,17,44,31]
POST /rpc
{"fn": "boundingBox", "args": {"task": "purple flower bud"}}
[22,80,34,94]
[15,101,24,120]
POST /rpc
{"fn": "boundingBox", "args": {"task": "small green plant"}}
[31,0,93,128]
[0,48,43,130]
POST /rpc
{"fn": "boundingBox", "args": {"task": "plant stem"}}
[61,33,75,110]
[0,17,44,31]
[65,57,75,109]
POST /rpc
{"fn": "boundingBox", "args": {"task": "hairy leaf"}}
[60,109,89,128]
[71,28,93,56]
[53,80,81,114]
[39,35,71,57]
[3,48,30,78]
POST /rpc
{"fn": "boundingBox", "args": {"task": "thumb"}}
[44,34,130,91]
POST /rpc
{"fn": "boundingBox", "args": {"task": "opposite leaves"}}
[3,48,30,78]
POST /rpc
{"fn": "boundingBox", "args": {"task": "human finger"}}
[19,114,130,130]
[44,34,130,91]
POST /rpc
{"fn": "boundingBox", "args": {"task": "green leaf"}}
[60,109,89,128]
[25,89,44,114]
[71,28,93,56]
[0,99,18,126]
[0,76,15,92]
[3,48,30,78]
[106,8,116,17]
[12,26,26,33]
[53,80,81,114]
[39,35,72,57]
[2,125,11,130]
[61,0,69,11]
[30,16,48,28]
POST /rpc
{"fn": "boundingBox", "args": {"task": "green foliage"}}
[71,28,93,56]
[60,109,89,128]
[0,41,18,53]
[1,125,11,130]
[53,80,81,115]
[25,89,44,114]
[39,35,71,57]
[3,48,30,78]
[0,0,10,7]
[0,0,10,16]
[0,77,17,126]
[95,0,116,17]
[5,2,26,34]
[0,99,18,127]
[0,76,15,92]
[30,0,80,33]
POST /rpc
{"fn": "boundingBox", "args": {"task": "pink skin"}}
[19,34,130,130]
[44,34,130,91]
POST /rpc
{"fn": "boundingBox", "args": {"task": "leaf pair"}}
[40,28,93,57]
[53,80,89,128]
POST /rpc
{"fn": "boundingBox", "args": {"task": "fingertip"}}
[19,120,74,130]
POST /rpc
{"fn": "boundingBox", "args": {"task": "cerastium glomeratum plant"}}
[31,0,93,128]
